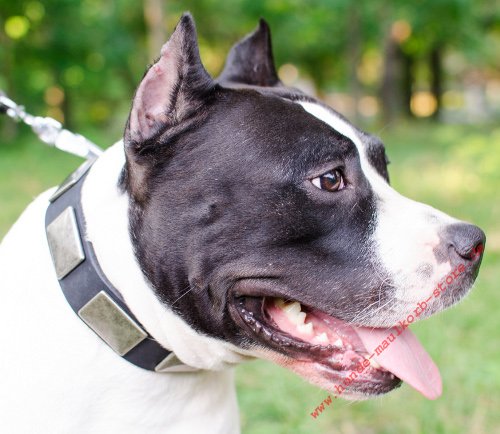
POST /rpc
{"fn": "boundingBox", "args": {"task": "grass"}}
[234,122,500,434]
[1,121,499,433]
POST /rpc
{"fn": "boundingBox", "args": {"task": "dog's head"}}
[121,14,485,400]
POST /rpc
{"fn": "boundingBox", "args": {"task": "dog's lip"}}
[230,279,441,399]
[231,276,289,299]
[230,277,386,363]
[229,290,401,396]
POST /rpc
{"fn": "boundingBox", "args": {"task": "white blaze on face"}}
[298,101,457,322]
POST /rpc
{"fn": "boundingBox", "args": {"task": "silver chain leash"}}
[0,92,103,161]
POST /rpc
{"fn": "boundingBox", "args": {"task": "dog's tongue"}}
[355,327,442,400]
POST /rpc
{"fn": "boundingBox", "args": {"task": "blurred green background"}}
[1,1,499,433]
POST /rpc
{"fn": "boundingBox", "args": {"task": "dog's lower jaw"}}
[230,296,402,399]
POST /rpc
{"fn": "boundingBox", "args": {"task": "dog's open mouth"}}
[233,295,442,400]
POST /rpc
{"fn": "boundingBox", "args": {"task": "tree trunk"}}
[55,69,72,129]
[401,48,414,118]
[380,30,401,124]
[347,4,362,123]
[144,0,166,60]
[430,45,443,120]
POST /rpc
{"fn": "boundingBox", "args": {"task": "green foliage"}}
[1,0,498,132]
[0,0,146,128]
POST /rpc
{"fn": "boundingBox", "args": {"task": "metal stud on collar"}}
[46,207,85,280]
[78,291,148,356]
[155,353,200,373]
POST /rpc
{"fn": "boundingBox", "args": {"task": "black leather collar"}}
[45,161,193,373]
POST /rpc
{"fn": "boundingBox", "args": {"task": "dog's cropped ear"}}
[218,19,281,87]
[126,13,213,146]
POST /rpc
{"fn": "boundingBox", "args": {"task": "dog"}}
[0,13,485,433]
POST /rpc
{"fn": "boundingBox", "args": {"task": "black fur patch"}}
[123,86,394,347]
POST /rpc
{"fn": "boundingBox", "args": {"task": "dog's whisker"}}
[171,285,194,305]
[350,292,395,325]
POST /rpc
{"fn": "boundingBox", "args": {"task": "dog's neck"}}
[80,142,253,370]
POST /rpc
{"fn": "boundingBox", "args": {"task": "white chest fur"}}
[0,143,246,433]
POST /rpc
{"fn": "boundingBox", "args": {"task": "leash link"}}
[0,91,103,161]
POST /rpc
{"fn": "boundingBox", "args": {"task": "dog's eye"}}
[311,169,345,192]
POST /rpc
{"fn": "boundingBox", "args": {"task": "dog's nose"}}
[445,223,486,261]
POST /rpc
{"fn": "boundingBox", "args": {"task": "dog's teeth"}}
[297,322,314,335]
[282,301,303,324]
[283,301,301,315]
[274,298,286,308]
[369,358,381,369]
[288,309,306,326]
[315,332,328,344]
[296,311,307,325]
[333,338,344,348]
[275,300,310,327]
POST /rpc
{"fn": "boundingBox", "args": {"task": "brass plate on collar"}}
[78,291,147,356]
[155,353,198,373]
[46,206,85,280]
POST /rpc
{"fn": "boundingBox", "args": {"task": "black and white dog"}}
[0,14,485,433]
